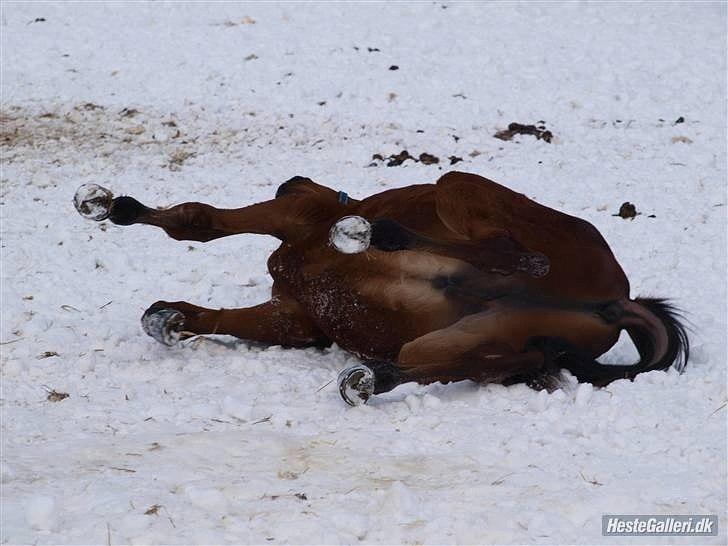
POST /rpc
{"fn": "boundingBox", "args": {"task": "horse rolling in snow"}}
[73,171,688,405]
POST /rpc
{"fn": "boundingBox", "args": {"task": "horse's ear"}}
[275,176,315,198]
[275,176,350,207]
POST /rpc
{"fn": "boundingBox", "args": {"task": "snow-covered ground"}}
[1,3,726,544]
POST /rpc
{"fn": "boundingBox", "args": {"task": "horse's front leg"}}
[73,181,321,242]
[141,295,330,348]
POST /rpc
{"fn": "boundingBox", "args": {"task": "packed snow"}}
[1,3,726,544]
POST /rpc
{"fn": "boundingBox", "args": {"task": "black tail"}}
[533,297,689,387]
[621,298,689,374]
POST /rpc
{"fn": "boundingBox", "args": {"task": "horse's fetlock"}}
[109,196,147,225]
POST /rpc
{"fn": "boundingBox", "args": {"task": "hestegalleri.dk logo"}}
[602,515,718,536]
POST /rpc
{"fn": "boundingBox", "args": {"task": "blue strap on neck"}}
[338,191,349,205]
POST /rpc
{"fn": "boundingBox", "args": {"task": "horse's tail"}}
[540,297,689,386]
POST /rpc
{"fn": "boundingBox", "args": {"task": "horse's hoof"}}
[329,216,372,254]
[141,308,186,346]
[338,364,375,406]
[74,184,114,221]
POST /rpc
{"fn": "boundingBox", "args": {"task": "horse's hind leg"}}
[396,304,619,390]
[73,180,331,242]
[337,341,543,405]
[141,295,330,348]
[397,335,544,386]
[337,310,549,405]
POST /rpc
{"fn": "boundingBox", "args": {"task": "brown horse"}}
[73,171,688,405]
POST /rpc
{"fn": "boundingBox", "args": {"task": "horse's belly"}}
[291,250,470,359]
[312,281,462,360]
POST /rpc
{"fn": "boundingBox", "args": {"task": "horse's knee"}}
[397,338,432,370]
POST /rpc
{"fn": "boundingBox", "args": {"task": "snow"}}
[1,2,726,545]
[24,496,57,532]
